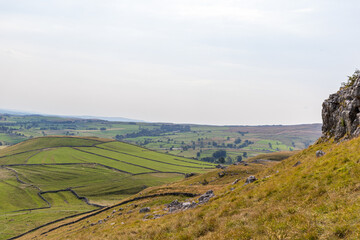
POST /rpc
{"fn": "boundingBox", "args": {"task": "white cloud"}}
[177,5,264,22]
[0,0,360,124]
[292,8,314,13]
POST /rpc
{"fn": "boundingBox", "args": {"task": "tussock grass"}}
[247,151,298,162]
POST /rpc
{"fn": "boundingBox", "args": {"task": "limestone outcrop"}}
[322,71,360,140]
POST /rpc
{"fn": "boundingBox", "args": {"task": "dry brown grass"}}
[247,151,298,162]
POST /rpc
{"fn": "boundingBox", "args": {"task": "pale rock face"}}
[322,76,360,140]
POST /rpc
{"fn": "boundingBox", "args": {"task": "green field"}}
[0,133,26,145]
[0,136,104,156]
[0,168,45,212]
[0,114,321,162]
[0,136,214,239]
[0,191,97,240]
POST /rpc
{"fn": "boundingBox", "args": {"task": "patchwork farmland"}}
[0,136,214,239]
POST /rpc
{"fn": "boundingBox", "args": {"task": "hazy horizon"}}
[1,1,360,125]
[0,107,323,126]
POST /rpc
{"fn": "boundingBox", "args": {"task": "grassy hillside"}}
[0,136,214,239]
[21,136,360,239]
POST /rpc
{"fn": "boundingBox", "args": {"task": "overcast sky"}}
[1,0,360,125]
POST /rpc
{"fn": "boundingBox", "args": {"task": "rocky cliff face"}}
[322,72,360,140]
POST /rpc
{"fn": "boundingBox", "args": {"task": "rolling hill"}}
[0,136,215,239]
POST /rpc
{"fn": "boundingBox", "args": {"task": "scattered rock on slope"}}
[216,164,226,169]
[198,190,214,203]
[232,179,240,185]
[245,176,257,185]
[167,199,197,213]
[316,150,325,157]
[185,173,195,178]
[166,190,215,213]
[139,207,151,213]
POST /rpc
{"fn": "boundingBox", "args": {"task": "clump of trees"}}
[234,138,242,144]
[115,124,191,140]
[160,124,190,132]
[237,140,254,149]
[200,150,227,163]
[201,157,216,163]
[212,150,227,159]
[0,126,25,137]
[237,131,249,136]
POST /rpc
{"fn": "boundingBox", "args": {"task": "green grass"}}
[99,141,214,166]
[13,164,129,192]
[86,172,184,203]
[26,148,89,164]
[0,133,26,145]
[11,165,183,203]
[0,136,106,157]
[246,139,292,151]
[0,168,46,212]
[0,150,40,165]
[78,146,210,173]
[0,191,97,240]
[26,147,152,174]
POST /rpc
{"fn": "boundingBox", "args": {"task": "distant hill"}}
[0,108,142,122]
[72,115,143,122]
[0,109,33,115]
